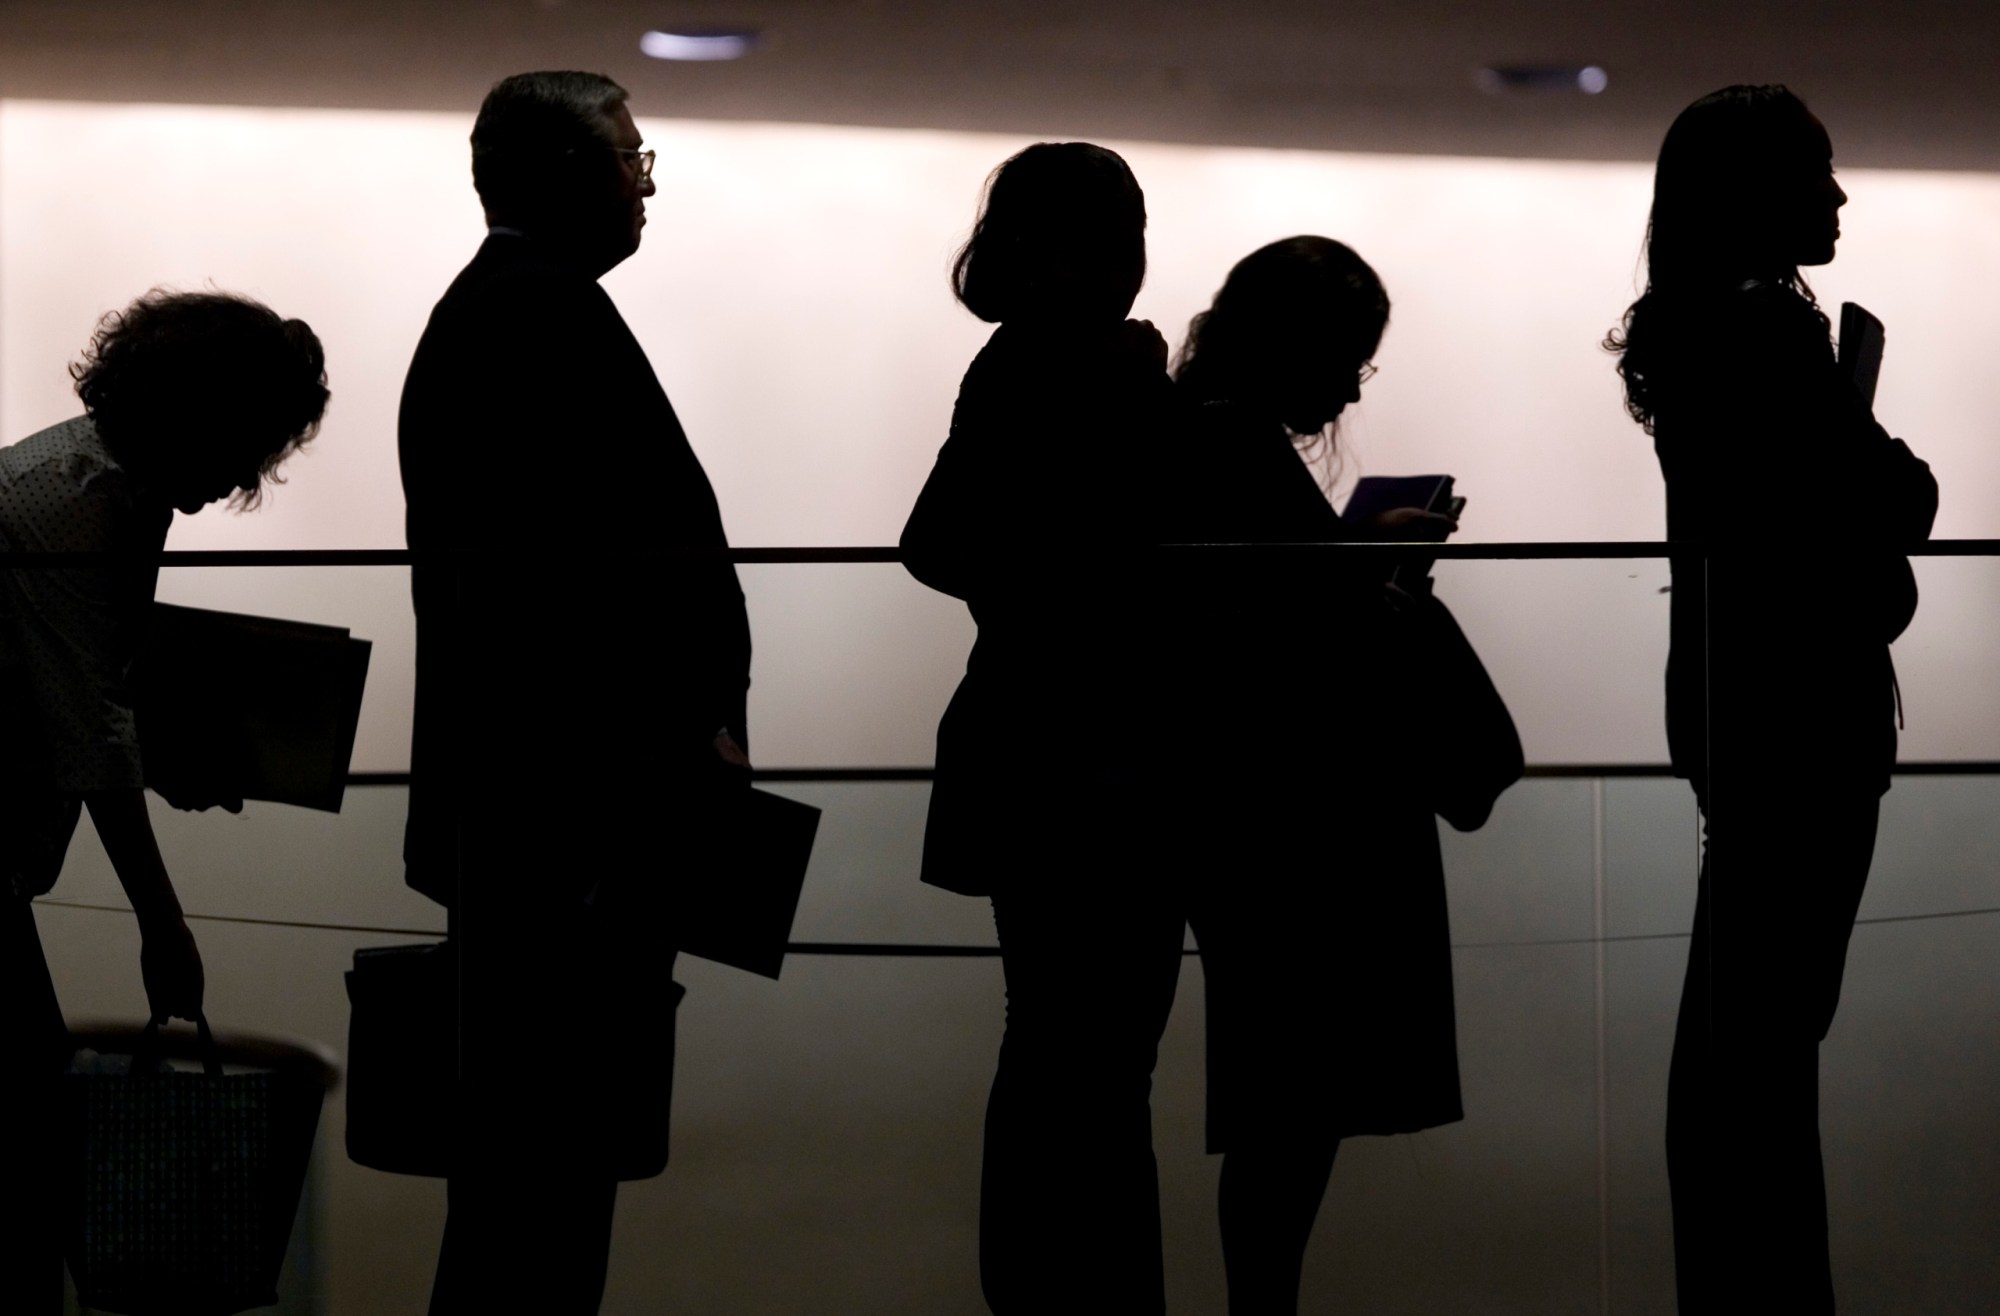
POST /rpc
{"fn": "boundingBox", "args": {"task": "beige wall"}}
[7,101,2000,769]
[9,101,2000,1313]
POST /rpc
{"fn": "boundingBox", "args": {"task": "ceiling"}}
[4,0,1997,171]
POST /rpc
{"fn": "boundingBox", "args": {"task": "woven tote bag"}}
[63,1016,325,1315]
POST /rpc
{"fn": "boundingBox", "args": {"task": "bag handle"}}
[134,1012,223,1078]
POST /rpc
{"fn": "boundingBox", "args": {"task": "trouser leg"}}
[429,869,655,1316]
[980,885,1185,1315]
[432,1169,618,1316]
[1667,797,1878,1315]
[1216,1139,1340,1316]
[1,896,70,1315]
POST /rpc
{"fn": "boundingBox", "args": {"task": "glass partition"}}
[23,546,2000,1315]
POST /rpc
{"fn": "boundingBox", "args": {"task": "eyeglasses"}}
[1358,361,1378,385]
[613,148,656,182]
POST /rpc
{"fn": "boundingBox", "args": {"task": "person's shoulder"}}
[1180,399,1293,469]
[1725,280,1829,341]
[2,415,112,481]
[951,324,1019,406]
[428,238,612,331]
[0,416,152,548]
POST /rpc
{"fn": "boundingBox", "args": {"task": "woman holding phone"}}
[1607,85,1935,1312]
[1168,236,1520,1315]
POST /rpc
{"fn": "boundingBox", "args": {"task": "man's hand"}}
[139,914,205,1023]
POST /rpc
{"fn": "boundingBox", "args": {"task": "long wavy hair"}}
[1174,235,1388,484]
[1606,84,1833,433]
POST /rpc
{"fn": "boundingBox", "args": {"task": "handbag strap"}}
[135,1012,223,1078]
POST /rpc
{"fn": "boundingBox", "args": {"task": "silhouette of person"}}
[399,71,750,1314]
[1607,85,1937,1313]
[1167,237,1517,1314]
[900,142,1180,1313]
[0,290,328,1313]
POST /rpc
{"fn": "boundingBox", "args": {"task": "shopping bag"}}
[344,937,687,1181]
[343,940,454,1177]
[62,1015,326,1315]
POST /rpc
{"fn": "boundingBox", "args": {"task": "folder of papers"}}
[133,603,371,813]
[673,787,822,980]
[1838,301,1885,407]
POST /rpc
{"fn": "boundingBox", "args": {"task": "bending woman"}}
[901,142,1179,1313]
[1606,85,1936,1313]
[0,290,328,1312]
[1169,236,1520,1314]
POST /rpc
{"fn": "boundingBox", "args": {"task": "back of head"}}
[71,289,329,510]
[1174,235,1388,414]
[951,142,1148,325]
[471,71,630,228]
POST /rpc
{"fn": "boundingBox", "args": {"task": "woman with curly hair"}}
[0,289,327,1311]
[1607,86,1935,1312]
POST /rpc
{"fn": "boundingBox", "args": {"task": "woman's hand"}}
[139,913,205,1023]
[84,788,207,1023]
[1368,506,1459,537]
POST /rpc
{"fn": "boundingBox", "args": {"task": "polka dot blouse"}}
[0,416,171,898]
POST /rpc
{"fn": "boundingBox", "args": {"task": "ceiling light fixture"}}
[640,28,760,61]
[1476,65,1609,95]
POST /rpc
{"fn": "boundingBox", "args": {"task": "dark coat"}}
[901,319,1173,897]
[397,233,746,1181]
[1652,283,1936,809]
[1163,399,1519,1138]
[398,233,750,909]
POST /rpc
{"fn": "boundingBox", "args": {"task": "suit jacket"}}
[1651,282,1936,808]
[398,234,750,909]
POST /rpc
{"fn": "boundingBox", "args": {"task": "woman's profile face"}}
[1800,116,1840,266]
[1274,322,1374,435]
[1783,114,1847,268]
[149,421,272,514]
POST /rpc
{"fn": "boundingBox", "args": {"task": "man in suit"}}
[398,70,751,1313]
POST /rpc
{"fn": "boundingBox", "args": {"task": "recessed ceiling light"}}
[640,29,760,61]
[1476,64,1609,96]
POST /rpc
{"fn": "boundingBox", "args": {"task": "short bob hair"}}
[951,142,1147,325]
[471,71,630,224]
[70,289,329,510]
[1174,235,1390,415]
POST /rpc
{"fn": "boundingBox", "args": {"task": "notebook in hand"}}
[1343,474,1457,587]
[672,788,823,980]
[1343,475,1456,532]
[1838,301,1885,407]
[133,603,371,813]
